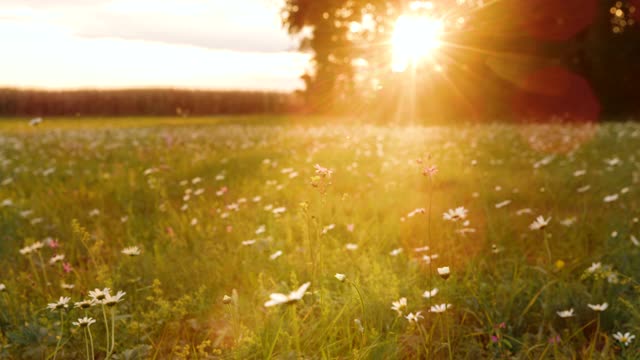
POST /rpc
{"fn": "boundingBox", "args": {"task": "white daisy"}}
[405,311,424,323]
[429,303,452,313]
[587,303,608,312]
[422,288,438,299]
[443,207,468,222]
[72,317,96,328]
[121,246,141,256]
[264,282,311,307]
[529,216,551,230]
[437,266,450,280]
[104,290,126,307]
[613,331,635,346]
[391,297,407,315]
[556,309,575,318]
[47,296,71,312]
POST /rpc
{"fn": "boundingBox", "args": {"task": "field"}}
[0,117,639,359]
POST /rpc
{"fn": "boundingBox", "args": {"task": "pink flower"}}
[422,165,438,177]
[548,335,561,344]
[48,239,60,249]
[166,227,175,237]
[490,335,499,343]
[494,322,506,329]
[62,262,73,273]
[226,225,233,233]
[346,224,355,232]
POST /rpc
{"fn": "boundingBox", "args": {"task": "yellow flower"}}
[555,260,565,270]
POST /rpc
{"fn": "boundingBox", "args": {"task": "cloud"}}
[0,0,299,53]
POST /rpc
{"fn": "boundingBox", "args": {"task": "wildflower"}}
[242,239,256,246]
[422,165,438,177]
[556,309,575,318]
[389,248,403,256]
[516,208,533,216]
[429,303,452,313]
[560,217,577,227]
[603,194,619,203]
[414,246,429,252]
[443,207,468,222]
[74,300,94,309]
[62,262,73,273]
[405,311,424,323]
[613,332,635,346]
[422,288,438,299]
[345,243,358,251]
[269,250,283,260]
[437,266,450,280]
[19,245,34,255]
[61,283,75,290]
[335,273,346,282]
[586,262,602,273]
[573,169,586,177]
[46,238,60,249]
[272,207,286,215]
[548,335,561,344]
[222,295,232,304]
[49,254,65,265]
[89,209,100,217]
[407,208,425,218]
[72,317,96,328]
[631,235,639,247]
[29,117,43,126]
[577,185,591,193]
[495,200,511,209]
[555,260,565,270]
[346,224,355,232]
[314,164,333,178]
[587,303,608,312]
[121,246,141,256]
[264,282,311,307]
[104,291,126,307]
[0,283,5,292]
[322,224,335,234]
[255,225,266,235]
[88,288,110,302]
[529,216,551,230]
[391,297,407,315]
[47,297,71,311]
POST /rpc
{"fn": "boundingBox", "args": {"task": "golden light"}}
[391,14,444,72]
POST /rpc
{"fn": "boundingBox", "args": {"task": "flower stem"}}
[290,304,301,356]
[101,304,110,359]
[52,311,64,360]
[110,307,116,353]
[88,326,95,360]
[83,328,90,360]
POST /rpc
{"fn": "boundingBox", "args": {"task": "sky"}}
[0,0,310,91]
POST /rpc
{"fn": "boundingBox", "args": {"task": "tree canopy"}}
[282,0,640,121]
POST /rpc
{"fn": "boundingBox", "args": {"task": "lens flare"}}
[391,15,443,72]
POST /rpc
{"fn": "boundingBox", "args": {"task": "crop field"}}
[0,117,639,359]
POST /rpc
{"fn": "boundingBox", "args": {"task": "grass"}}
[0,117,639,359]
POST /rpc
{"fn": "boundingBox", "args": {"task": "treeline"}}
[0,89,302,116]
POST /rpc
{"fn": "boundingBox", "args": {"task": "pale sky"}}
[0,0,310,91]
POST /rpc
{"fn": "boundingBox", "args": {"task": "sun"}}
[391,14,444,72]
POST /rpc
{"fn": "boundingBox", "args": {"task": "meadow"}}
[0,117,639,359]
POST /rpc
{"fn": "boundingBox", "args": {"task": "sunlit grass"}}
[0,117,638,358]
